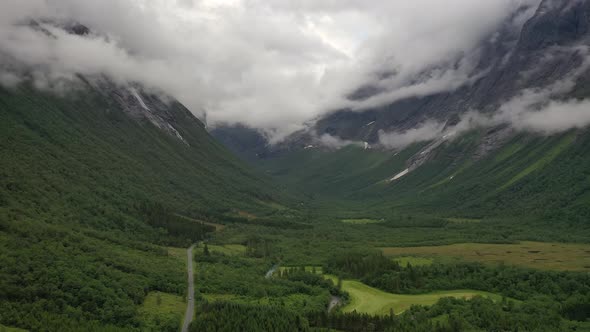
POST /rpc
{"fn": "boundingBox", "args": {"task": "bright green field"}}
[325,275,503,316]
[0,324,28,332]
[207,244,247,256]
[137,292,185,330]
[341,219,384,224]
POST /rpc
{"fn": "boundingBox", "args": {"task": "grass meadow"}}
[324,275,504,316]
[381,241,590,271]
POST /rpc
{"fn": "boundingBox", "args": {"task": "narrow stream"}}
[265,264,279,279]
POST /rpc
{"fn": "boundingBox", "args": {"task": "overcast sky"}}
[0,0,541,141]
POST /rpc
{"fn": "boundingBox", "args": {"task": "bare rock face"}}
[472,126,516,161]
[292,0,590,148]
[85,76,191,146]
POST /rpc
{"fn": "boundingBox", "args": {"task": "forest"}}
[2,84,590,332]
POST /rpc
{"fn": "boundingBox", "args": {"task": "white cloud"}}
[0,0,540,141]
[512,99,590,133]
[377,51,590,150]
[317,133,362,149]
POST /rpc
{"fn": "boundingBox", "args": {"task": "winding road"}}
[328,295,342,313]
[181,244,195,332]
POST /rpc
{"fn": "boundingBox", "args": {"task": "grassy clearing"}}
[393,256,433,267]
[341,219,384,225]
[207,244,247,256]
[137,292,185,330]
[279,266,323,274]
[0,324,28,332]
[325,275,503,316]
[381,241,590,271]
[237,210,258,220]
[445,218,481,224]
[202,293,327,313]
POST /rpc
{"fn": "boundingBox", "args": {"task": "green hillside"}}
[0,84,290,331]
[258,130,590,227]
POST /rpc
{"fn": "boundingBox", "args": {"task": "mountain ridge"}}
[210,0,590,225]
[213,0,590,156]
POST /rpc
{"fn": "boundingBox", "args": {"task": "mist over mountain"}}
[213,0,590,158]
[209,0,590,227]
[3,1,590,332]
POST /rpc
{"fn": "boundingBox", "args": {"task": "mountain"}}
[210,124,272,162]
[216,0,590,149]
[212,0,590,225]
[0,23,294,330]
[0,80,284,220]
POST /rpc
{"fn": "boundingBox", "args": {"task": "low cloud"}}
[378,121,446,150]
[0,0,539,141]
[379,83,590,150]
[377,45,590,150]
[0,72,22,88]
[317,133,364,149]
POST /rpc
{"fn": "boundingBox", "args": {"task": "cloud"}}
[377,49,590,150]
[378,121,446,150]
[378,96,590,150]
[378,96,590,151]
[0,0,539,141]
[316,133,363,149]
[511,99,590,133]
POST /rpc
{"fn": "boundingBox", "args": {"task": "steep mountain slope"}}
[0,83,280,216]
[213,0,590,228]
[0,80,290,330]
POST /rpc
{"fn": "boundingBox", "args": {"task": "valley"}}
[381,241,590,271]
[2,0,590,331]
[324,275,505,316]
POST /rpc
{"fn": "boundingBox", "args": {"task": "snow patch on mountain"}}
[389,169,409,182]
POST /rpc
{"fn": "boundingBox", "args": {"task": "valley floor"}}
[381,241,590,271]
[324,275,505,316]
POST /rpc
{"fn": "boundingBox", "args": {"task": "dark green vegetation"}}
[326,251,590,307]
[2,81,590,332]
[260,132,588,219]
[0,84,289,331]
[191,128,590,330]
[190,302,310,332]
[257,130,590,242]
[190,229,590,331]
